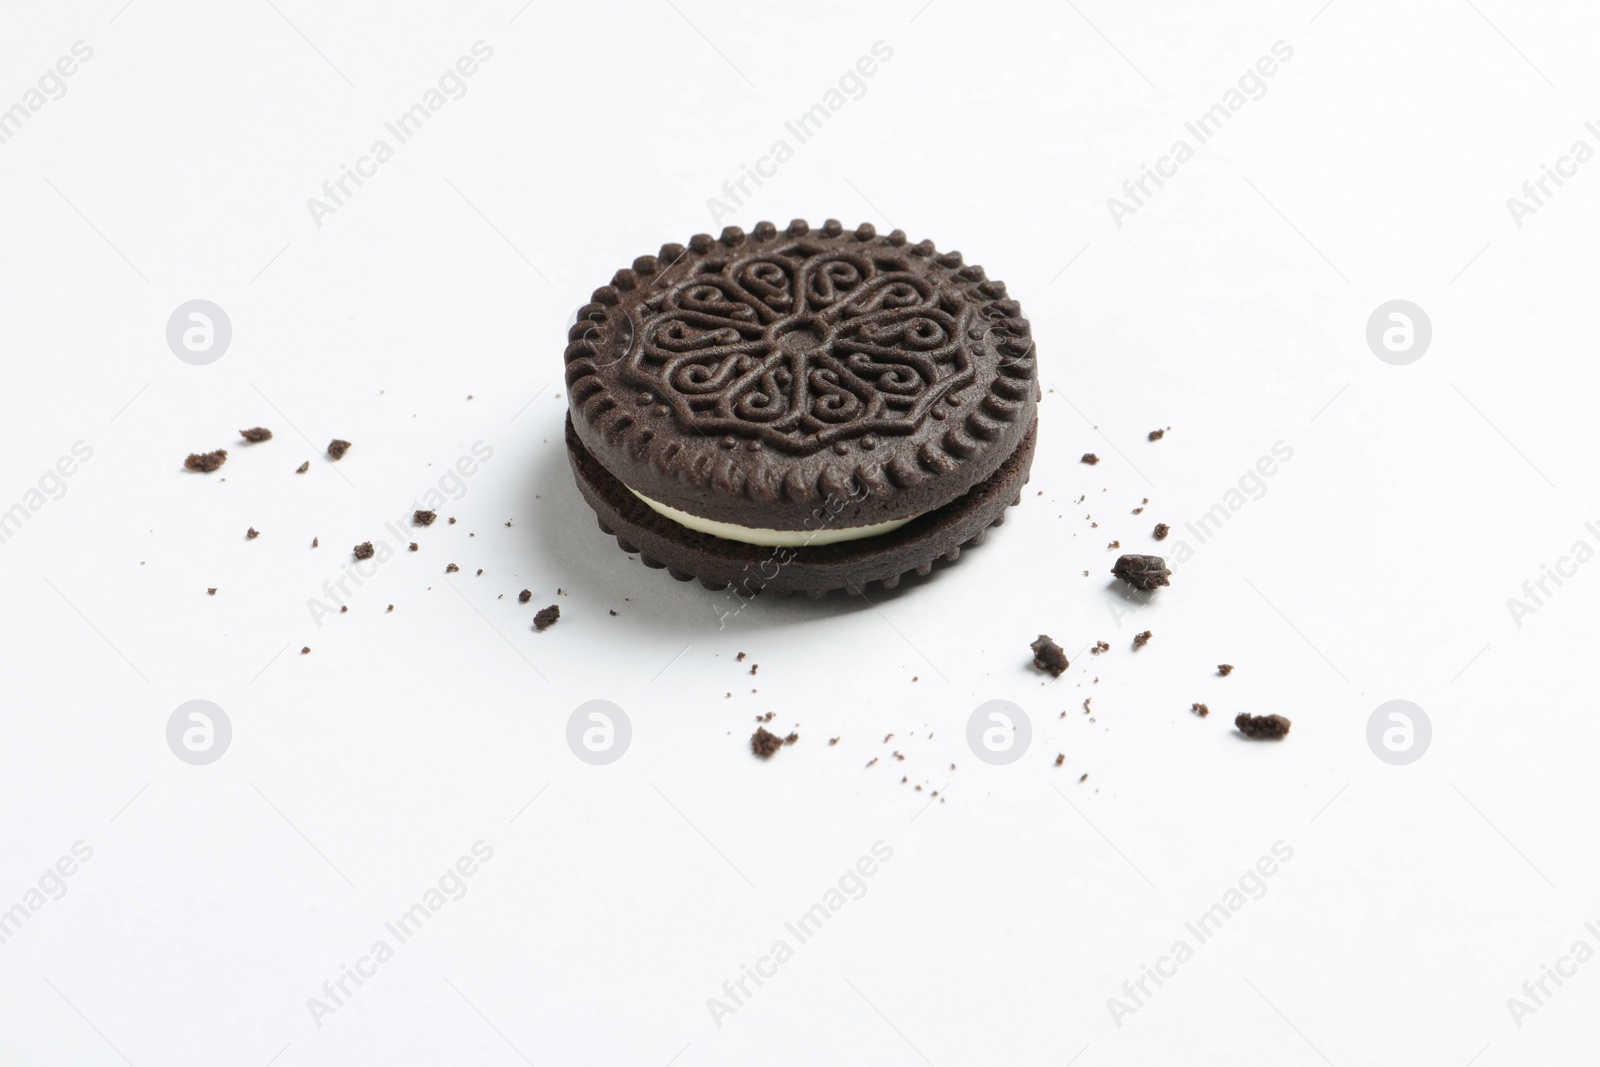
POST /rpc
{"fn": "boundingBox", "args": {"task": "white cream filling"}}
[629,489,920,547]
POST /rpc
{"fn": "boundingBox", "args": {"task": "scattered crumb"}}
[413,510,436,527]
[609,609,617,616]
[1030,634,1069,677]
[829,737,840,745]
[518,589,532,603]
[1153,523,1169,540]
[475,568,483,577]
[1079,773,1088,783]
[386,605,394,613]
[1112,554,1171,590]
[312,537,319,548]
[1192,703,1210,717]
[736,652,746,662]
[184,450,227,472]
[1218,663,1234,677]
[296,461,310,474]
[751,727,785,759]
[300,646,311,654]
[865,757,878,768]
[246,527,259,540]
[533,604,560,631]
[749,664,758,676]
[409,542,418,552]
[445,563,459,573]
[353,542,375,561]
[239,427,273,442]
[1148,428,1165,441]
[339,605,348,614]
[1133,630,1152,649]
[206,587,216,596]
[1107,540,1120,550]
[1081,453,1099,465]
[448,517,457,525]
[1055,753,1065,767]
[326,439,351,460]
[1236,713,1291,740]
[1091,640,1110,655]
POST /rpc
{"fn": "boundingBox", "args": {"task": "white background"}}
[2,0,1597,1064]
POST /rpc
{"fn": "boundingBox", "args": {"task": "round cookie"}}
[563,219,1039,597]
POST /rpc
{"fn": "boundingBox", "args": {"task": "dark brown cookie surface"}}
[564,220,1038,530]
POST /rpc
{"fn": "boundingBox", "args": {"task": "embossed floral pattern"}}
[627,245,975,454]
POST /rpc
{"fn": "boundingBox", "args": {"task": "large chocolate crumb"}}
[1153,523,1170,540]
[1218,663,1234,677]
[1030,634,1069,677]
[413,509,436,527]
[326,439,351,460]
[353,542,375,561]
[533,604,560,631]
[1236,713,1291,740]
[1112,554,1171,590]
[240,427,273,443]
[751,727,785,759]
[518,589,532,603]
[185,450,228,472]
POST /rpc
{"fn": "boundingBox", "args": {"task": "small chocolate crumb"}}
[296,461,310,474]
[1112,554,1170,590]
[326,439,351,460]
[413,510,436,527]
[1090,640,1110,655]
[185,450,227,472]
[300,646,311,654]
[1030,634,1069,677]
[749,664,758,676]
[1079,773,1088,783]
[339,605,348,614]
[736,652,746,662]
[1218,663,1234,677]
[533,604,560,631]
[386,604,394,613]
[445,563,459,573]
[206,587,217,596]
[239,427,273,443]
[475,568,483,577]
[1107,540,1121,550]
[353,541,375,561]
[246,527,259,540]
[751,726,785,759]
[409,542,418,552]
[1153,523,1170,540]
[609,609,617,616]
[312,537,319,548]
[1055,753,1065,767]
[1148,428,1165,441]
[1236,713,1291,740]
[1133,630,1151,649]
[1192,702,1210,718]
[1081,453,1099,465]
[518,589,532,603]
[829,737,840,745]
[448,517,457,525]
[784,732,798,745]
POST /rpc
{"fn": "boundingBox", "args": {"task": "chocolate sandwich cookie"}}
[563,219,1039,598]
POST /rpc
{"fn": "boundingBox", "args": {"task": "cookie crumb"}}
[206,587,217,596]
[1112,554,1171,590]
[1055,753,1065,767]
[749,664,758,676]
[312,537,319,548]
[751,726,785,759]
[240,427,273,442]
[246,527,260,540]
[386,604,394,613]
[445,563,459,573]
[1191,702,1210,718]
[448,517,457,525]
[1133,630,1151,649]
[475,568,483,577]
[413,510,436,527]
[1148,428,1165,441]
[736,652,746,662]
[295,461,310,474]
[1107,540,1121,550]
[353,542,374,561]
[829,737,840,745]
[300,646,311,654]
[326,439,351,460]
[1031,634,1069,677]
[409,542,419,552]
[1080,453,1099,465]
[184,449,227,472]
[1153,523,1170,540]
[1218,663,1234,676]
[1236,713,1291,740]
[339,605,348,614]
[1079,772,1088,783]
[518,589,532,603]
[1090,640,1110,655]
[533,604,560,631]
[609,609,617,616]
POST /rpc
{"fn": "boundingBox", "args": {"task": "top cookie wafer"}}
[564,219,1038,532]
